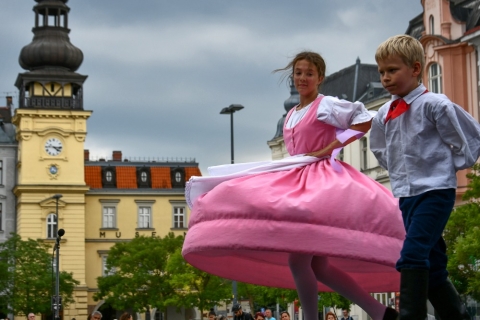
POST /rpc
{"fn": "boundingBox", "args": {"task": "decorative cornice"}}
[13,184,90,196]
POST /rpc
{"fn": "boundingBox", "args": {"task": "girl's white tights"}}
[288,254,387,320]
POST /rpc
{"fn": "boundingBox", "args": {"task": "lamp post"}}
[220,104,243,305]
[220,104,244,164]
[52,194,63,320]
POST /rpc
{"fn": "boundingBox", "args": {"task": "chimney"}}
[6,96,12,108]
[84,149,90,161]
[112,150,122,161]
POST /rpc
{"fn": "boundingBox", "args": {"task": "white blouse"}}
[285,94,373,129]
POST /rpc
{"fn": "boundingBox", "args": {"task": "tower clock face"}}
[44,138,63,156]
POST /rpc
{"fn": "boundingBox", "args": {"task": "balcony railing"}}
[21,96,83,109]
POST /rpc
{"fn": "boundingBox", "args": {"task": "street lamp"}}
[219,104,243,305]
[52,194,63,320]
[220,104,244,164]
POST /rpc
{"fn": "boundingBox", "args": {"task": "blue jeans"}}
[396,188,455,287]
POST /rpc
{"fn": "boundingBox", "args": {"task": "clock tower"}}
[12,0,91,318]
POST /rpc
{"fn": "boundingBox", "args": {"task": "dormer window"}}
[102,167,116,188]
[136,167,151,188]
[171,168,185,188]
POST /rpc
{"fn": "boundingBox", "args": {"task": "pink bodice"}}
[283,96,336,155]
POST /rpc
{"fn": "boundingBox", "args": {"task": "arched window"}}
[429,15,435,34]
[47,213,58,238]
[429,63,442,93]
[360,138,368,170]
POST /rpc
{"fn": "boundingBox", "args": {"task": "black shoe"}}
[382,307,398,320]
[399,268,429,320]
[428,278,470,320]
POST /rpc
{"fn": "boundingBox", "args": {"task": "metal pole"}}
[230,113,237,302]
[230,113,234,164]
[220,105,243,304]
[55,239,60,320]
[52,194,63,320]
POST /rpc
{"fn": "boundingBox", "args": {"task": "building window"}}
[102,167,116,188]
[102,255,115,276]
[360,137,368,170]
[103,207,116,228]
[100,199,119,229]
[170,168,185,188]
[138,207,152,228]
[173,206,186,229]
[136,167,151,188]
[429,63,442,94]
[135,200,155,229]
[47,213,58,238]
[429,15,434,34]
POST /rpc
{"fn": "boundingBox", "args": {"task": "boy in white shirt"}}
[371,34,480,320]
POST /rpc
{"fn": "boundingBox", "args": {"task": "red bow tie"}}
[385,98,408,124]
[384,89,429,124]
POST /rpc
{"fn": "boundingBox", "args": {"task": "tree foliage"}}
[237,282,350,314]
[0,234,79,316]
[317,292,351,313]
[165,247,232,316]
[237,283,298,312]
[94,233,232,314]
[94,233,183,312]
[444,163,480,300]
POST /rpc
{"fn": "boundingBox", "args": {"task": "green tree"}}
[0,234,79,316]
[237,283,298,312]
[94,233,183,312]
[444,163,480,300]
[237,282,350,315]
[318,292,351,314]
[165,247,232,318]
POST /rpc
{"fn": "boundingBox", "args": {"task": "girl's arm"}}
[305,120,372,158]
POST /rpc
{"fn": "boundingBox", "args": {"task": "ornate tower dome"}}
[19,0,83,72]
[15,0,87,110]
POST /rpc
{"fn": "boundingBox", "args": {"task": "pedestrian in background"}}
[265,309,275,320]
[325,312,337,320]
[119,312,133,320]
[254,312,265,320]
[280,312,290,320]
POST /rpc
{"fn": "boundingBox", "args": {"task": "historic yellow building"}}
[11,1,200,320]
[83,151,199,319]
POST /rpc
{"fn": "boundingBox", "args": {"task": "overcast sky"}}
[0,0,423,175]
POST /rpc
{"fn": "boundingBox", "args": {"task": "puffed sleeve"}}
[433,101,480,170]
[317,95,373,129]
[370,111,389,170]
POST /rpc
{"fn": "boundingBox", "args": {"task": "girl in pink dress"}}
[182,52,404,320]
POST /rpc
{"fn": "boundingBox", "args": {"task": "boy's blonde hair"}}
[375,35,425,81]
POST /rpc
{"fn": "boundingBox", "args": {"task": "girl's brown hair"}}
[274,51,326,83]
